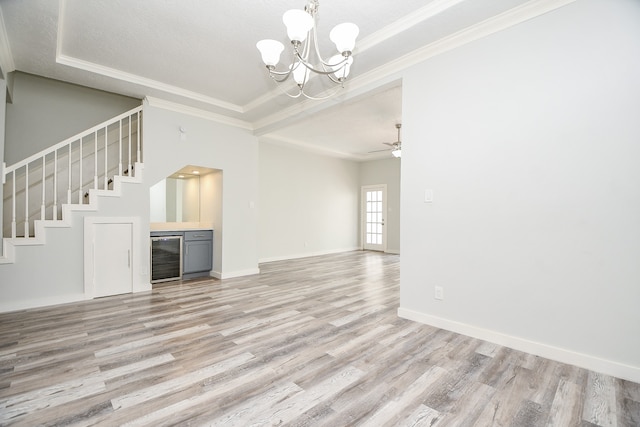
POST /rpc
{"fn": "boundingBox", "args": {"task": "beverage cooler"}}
[150,235,182,283]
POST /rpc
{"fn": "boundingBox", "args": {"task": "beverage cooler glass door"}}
[151,236,183,283]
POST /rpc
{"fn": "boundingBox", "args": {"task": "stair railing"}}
[2,106,143,239]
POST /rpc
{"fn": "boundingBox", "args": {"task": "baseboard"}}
[385,249,400,255]
[259,247,361,264]
[0,293,88,314]
[218,268,260,279]
[397,307,640,384]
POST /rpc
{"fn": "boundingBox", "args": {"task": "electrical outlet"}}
[434,286,444,300]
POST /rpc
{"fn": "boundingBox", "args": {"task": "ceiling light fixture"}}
[256,0,359,100]
[391,148,401,158]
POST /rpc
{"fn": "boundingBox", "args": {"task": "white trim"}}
[55,53,244,114]
[0,294,87,314]
[252,0,577,132]
[0,5,16,76]
[219,268,261,279]
[144,97,253,130]
[385,249,400,255]
[245,0,464,114]
[397,307,640,384]
[356,0,466,53]
[259,136,366,161]
[84,217,141,299]
[56,1,242,114]
[259,247,361,264]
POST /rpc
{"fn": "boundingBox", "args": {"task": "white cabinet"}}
[84,218,139,298]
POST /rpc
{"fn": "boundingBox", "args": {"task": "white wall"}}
[399,0,640,382]
[144,103,259,278]
[360,158,401,253]
[258,141,360,262]
[0,179,152,311]
[200,170,223,274]
[4,72,140,165]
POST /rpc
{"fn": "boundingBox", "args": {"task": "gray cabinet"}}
[183,230,213,279]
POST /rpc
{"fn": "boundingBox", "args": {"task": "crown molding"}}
[56,1,243,114]
[259,135,367,161]
[0,4,16,78]
[56,54,245,114]
[375,0,578,77]
[356,0,467,53]
[253,0,577,133]
[144,96,253,130]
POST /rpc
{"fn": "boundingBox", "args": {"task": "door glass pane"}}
[365,189,384,248]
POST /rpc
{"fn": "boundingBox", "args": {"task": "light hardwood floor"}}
[0,251,638,426]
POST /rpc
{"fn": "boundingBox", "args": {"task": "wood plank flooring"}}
[1,251,639,426]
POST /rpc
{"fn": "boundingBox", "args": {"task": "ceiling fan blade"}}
[382,142,396,147]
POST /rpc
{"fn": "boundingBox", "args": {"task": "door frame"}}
[84,217,140,299]
[361,184,387,252]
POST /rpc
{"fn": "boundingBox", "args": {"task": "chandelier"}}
[256,0,359,100]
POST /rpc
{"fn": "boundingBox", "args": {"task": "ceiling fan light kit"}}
[256,0,359,100]
[369,123,402,158]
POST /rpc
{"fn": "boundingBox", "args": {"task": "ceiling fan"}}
[369,124,402,158]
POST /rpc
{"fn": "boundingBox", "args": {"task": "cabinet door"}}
[94,223,133,297]
[183,240,212,273]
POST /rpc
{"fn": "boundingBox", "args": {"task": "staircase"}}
[1,106,144,264]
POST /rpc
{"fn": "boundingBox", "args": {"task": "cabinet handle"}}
[193,234,205,238]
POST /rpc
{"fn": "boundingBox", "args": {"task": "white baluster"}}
[118,119,123,176]
[79,138,83,204]
[94,131,98,190]
[53,150,58,221]
[128,115,132,176]
[24,164,29,237]
[41,156,45,220]
[67,144,72,204]
[137,111,141,163]
[12,170,16,239]
[104,126,108,189]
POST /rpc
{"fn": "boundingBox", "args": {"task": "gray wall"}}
[4,72,140,165]
[399,0,640,381]
[0,78,6,247]
[360,158,401,253]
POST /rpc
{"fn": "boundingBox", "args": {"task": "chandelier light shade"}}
[257,0,359,100]
[256,40,285,67]
[329,23,359,54]
[283,10,314,42]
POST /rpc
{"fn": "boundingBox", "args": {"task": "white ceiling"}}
[0,0,548,160]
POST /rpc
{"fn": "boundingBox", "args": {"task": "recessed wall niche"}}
[150,165,221,225]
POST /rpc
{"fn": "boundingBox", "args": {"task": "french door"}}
[362,185,387,251]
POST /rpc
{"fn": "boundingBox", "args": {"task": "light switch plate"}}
[424,189,434,203]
